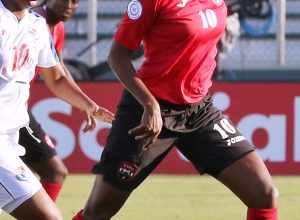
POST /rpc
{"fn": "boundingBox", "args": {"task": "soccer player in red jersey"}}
[73,0,279,219]
[18,0,83,202]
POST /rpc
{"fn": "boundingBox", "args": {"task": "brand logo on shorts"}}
[226,135,246,146]
[15,166,29,181]
[117,161,139,181]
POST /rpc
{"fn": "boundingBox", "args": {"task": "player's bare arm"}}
[57,49,114,129]
[108,41,162,146]
[57,51,79,88]
[40,64,114,130]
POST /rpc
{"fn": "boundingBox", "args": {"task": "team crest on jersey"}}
[212,0,223,6]
[127,0,142,20]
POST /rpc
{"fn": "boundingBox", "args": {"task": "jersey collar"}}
[0,0,29,23]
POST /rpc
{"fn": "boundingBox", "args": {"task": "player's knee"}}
[262,184,279,207]
[253,184,279,208]
[47,162,68,182]
[54,164,68,180]
[38,157,69,183]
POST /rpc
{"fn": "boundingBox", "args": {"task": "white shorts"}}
[0,131,41,213]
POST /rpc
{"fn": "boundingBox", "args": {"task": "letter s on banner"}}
[79,122,112,161]
[31,98,76,159]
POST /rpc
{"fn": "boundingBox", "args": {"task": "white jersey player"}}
[0,0,113,219]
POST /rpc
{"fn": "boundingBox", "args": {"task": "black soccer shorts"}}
[19,111,57,164]
[92,90,254,191]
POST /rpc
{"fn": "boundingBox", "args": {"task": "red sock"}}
[247,208,278,220]
[72,210,84,220]
[41,181,62,202]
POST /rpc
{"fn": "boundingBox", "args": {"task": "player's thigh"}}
[84,174,131,218]
[178,112,254,176]
[29,155,68,181]
[19,124,67,178]
[177,113,277,206]
[10,188,62,220]
[217,151,278,207]
[19,125,57,166]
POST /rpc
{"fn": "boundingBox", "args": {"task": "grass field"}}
[2,175,300,220]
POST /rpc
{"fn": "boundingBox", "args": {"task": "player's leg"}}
[217,151,278,219]
[73,91,178,220]
[19,111,68,201]
[74,140,174,220]
[72,174,130,220]
[29,155,68,201]
[177,100,278,219]
[82,137,175,220]
[0,134,62,220]
[9,189,62,220]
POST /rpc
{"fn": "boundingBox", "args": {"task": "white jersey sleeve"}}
[37,21,59,68]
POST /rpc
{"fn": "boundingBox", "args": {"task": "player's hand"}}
[83,105,115,133]
[92,106,115,124]
[83,111,97,133]
[83,103,98,133]
[128,102,162,150]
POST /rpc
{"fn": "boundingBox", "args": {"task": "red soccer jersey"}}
[51,21,65,54]
[33,6,65,53]
[115,0,227,104]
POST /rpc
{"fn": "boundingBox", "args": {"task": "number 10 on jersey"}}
[199,9,217,29]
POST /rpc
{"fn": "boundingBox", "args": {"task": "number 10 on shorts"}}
[213,118,237,139]
[213,118,246,146]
